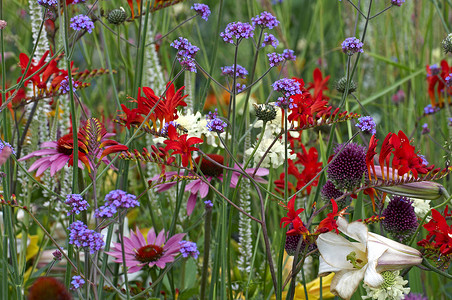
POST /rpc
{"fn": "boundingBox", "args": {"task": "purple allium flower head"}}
[382,196,418,242]
[37,0,58,7]
[65,194,90,216]
[391,0,405,6]
[341,37,364,55]
[262,33,279,48]
[204,200,213,208]
[423,104,440,115]
[321,180,345,200]
[191,3,211,21]
[404,293,428,300]
[421,123,430,135]
[220,22,255,44]
[179,240,200,259]
[327,142,367,191]
[0,140,15,155]
[282,49,296,61]
[356,116,376,135]
[68,221,105,254]
[251,11,279,29]
[70,276,85,291]
[284,224,317,256]
[445,73,452,87]
[272,78,302,98]
[267,52,285,67]
[70,15,95,33]
[52,250,62,261]
[221,64,248,79]
[59,76,79,95]
[428,64,441,76]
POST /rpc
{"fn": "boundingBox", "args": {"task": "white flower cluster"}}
[410,197,432,220]
[362,271,410,300]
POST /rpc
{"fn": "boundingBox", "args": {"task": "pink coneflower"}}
[151,154,268,215]
[107,227,185,273]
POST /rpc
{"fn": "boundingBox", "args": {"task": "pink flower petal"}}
[41,141,58,148]
[50,155,70,176]
[187,193,197,216]
[28,157,52,171]
[147,228,157,244]
[155,229,166,246]
[198,180,210,198]
[36,161,52,176]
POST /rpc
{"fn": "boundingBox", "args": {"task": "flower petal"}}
[330,268,367,300]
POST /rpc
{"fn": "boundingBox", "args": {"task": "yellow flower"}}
[272,273,335,300]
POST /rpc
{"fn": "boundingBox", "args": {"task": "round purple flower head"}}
[59,76,79,95]
[391,0,405,6]
[272,78,302,98]
[37,0,58,7]
[220,22,255,44]
[356,116,376,135]
[327,142,367,191]
[68,221,105,254]
[284,224,317,256]
[65,194,90,216]
[191,3,211,21]
[267,52,285,67]
[70,15,95,34]
[341,37,364,55]
[262,33,279,48]
[70,276,85,291]
[179,240,200,259]
[445,73,452,87]
[251,11,279,29]
[382,196,418,243]
[321,180,344,200]
[423,104,439,115]
[282,49,296,61]
[221,64,248,79]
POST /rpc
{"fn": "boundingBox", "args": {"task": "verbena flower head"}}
[362,270,410,300]
[59,76,79,94]
[267,52,285,67]
[65,194,89,216]
[52,250,62,261]
[95,189,139,218]
[170,37,200,73]
[262,32,279,48]
[356,116,376,135]
[68,221,104,254]
[220,22,255,44]
[427,64,441,76]
[282,49,296,61]
[251,11,279,29]
[179,240,199,259]
[107,227,185,273]
[341,37,364,55]
[327,142,367,191]
[70,276,85,291]
[220,64,248,78]
[206,117,227,133]
[37,0,58,7]
[28,277,71,300]
[0,140,15,155]
[70,15,95,34]
[191,3,211,21]
[204,200,213,208]
[272,78,302,98]
[382,196,418,243]
[275,96,296,109]
[423,104,439,115]
[391,0,405,6]
[421,123,430,135]
[445,73,452,87]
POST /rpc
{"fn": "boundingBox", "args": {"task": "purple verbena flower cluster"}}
[65,194,90,216]
[170,37,200,73]
[445,73,452,87]
[341,37,364,55]
[161,121,180,135]
[282,49,296,61]
[68,221,104,254]
[272,78,302,98]
[95,190,139,218]
[37,0,58,7]
[235,83,246,93]
[179,240,200,259]
[191,3,211,21]
[220,22,255,44]
[428,64,441,76]
[251,11,280,29]
[70,276,85,291]
[391,0,405,6]
[267,52,285,67]
[0,140,15,155]
[275,97,296,109]
[423,104,440,115]
[419,154,429,166]
[204,200,213,208]
[52,250,62,261]
[206,109,227,133]
[221,64,248,79]
[355,116,376,135]
[70,15,95,34]
[421,123,430,135]
[262,33,279,48]
[59,76,79,95]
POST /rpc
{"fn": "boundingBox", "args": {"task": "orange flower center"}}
[134,245,164,263]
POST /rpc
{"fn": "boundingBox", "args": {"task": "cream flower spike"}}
[317,217,422,300]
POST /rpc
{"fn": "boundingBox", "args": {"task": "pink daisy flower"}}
[150,154,269,215]
[107,227,185,273]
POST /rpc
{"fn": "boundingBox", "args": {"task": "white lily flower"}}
[317,217,422,300]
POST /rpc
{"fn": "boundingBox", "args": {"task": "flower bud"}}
[336,77,357,94]
[253,103,277,123]
[107,7,127,25]
[442,33,452,54]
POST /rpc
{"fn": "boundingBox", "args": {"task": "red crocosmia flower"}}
[306,68,330,101]
[120,104,145,129]
[426,60,451,107]
[280,196,305,228]
[164,124,203,168]
[316,199,347,234]
[366,134,379,181]
[418,207,452,266]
